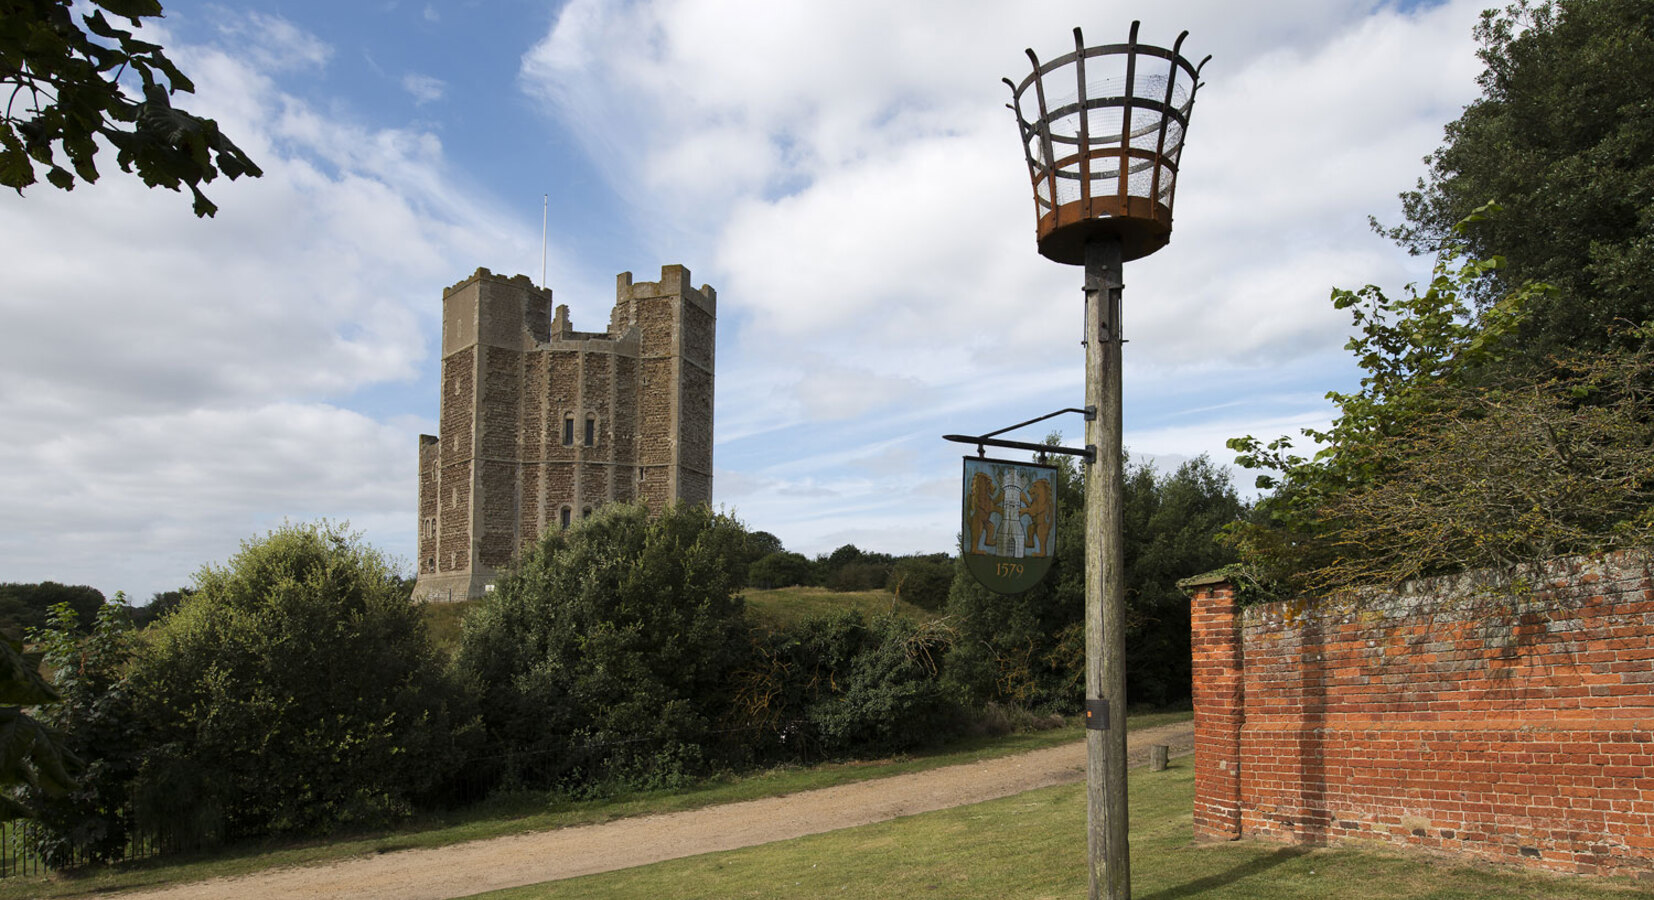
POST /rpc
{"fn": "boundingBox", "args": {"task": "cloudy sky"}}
[0,0,1489,600]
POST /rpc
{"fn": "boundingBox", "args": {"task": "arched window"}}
[584,415,597,447]
[582,506,592,519]
[562,415,575,446]
[560,506,572,528]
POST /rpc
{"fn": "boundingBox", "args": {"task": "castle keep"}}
[415,265,715,601]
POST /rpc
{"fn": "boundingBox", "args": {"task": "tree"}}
[1120,457,1247,707]
[128,522,473,840]
[1,0,262,216]
[26,600,142,866]
[1228,235,1652,599]
[455,502,752,792]
[127,586,190,628]
[748,550,811,589]
[0,581,105,637]
[946,446,1242,710]
[1386,0,1654,359]
[0,633,75,819]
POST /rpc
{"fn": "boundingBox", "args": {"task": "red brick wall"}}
[1188,551,1654,878]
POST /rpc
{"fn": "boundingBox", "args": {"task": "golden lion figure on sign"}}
[967,470,998,553]
[1023,477,1053,557]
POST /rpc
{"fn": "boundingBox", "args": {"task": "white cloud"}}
[213,10,333,73]
[402,72,446,105]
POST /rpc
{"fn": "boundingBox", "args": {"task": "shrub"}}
[748,551,812,589]
[26,601,142,867]
[455,502,752,793]
[128,522,475,840]
[735,611,963,759]
[887,555,954,611]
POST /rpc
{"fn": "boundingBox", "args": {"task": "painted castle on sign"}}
[414,265,715,601]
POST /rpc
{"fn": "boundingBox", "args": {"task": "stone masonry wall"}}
[1188,551,1654,879]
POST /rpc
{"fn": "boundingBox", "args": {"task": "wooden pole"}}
[1084,235,1129,900]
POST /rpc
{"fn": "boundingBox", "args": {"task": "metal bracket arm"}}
[942,406,1097,463]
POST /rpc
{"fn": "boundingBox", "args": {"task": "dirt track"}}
[90,721,1193,900]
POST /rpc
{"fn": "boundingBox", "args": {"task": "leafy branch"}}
[1,0,262,216]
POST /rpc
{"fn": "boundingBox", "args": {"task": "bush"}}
[748,551,812,589]
[26,601,142,867]
[887,555,954,610]
[128,522,475,840]
[735,611,963,759]
[827,561,890,593]
[455,502,752,793]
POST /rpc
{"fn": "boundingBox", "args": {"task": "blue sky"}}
[0,0,1489,600]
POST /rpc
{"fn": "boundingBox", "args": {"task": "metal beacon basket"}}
[1005,22,1210,264]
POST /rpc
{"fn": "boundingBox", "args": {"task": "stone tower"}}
[414,264,715,601]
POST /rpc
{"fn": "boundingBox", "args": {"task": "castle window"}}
[584,415,596,447]
[582,506,592,519]
[560,506,572,528]
[563,415,575,446]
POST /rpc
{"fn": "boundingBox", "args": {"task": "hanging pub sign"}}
[962,457,1058,594]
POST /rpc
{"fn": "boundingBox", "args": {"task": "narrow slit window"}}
[563,416,574,446]
[584,415,596,447]
[560,506,572,528]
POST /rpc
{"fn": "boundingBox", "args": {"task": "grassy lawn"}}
[741,586,939,628]
[477,759,1651,900]
[2,714,1172,899]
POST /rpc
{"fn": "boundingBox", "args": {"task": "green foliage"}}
[455,502,752,792]
[747,551,811,589]
[947,449,1241,710]
[1387,0,1654,360]
[1227,236,1549,595]
[0,582,105,638]
[886,554,953,611]
[1,0,262,216]
[734,611,962,758]
[127,587,190,629]
[26,600,142,866]
[816,544,895,591]
[1121,457,1247,707]
[128,521,473,840]
[0,633,75,819]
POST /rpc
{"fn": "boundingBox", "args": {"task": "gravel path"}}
[89,721,1193,900]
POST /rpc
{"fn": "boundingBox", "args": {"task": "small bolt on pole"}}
[1005,22,1208,900]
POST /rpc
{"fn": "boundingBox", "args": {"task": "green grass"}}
[741,586,940,629]
[476,759,1651,900]
[1,714,1169,899]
